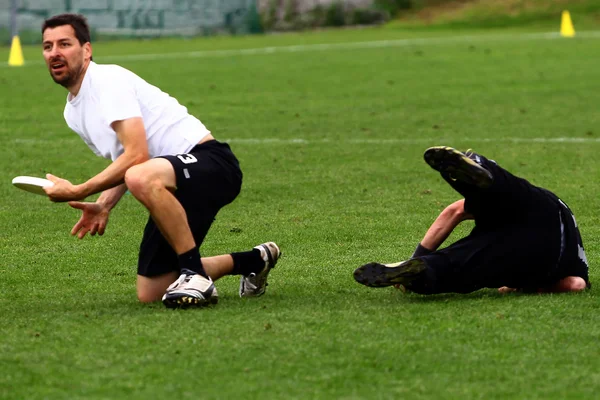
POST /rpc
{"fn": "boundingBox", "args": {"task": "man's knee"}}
[562,276,587,292]
[125,163,156,197]
[546,276,588,293]
[125,159,174,200]
[137,289,161,304]
[136,272,177,303]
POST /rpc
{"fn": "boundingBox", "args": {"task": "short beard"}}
[51,65,82,89]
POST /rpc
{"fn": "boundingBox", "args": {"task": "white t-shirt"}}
[64,61,210,161]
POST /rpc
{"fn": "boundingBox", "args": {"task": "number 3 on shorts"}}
[177,154,198,164]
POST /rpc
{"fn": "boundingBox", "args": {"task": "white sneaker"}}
[239,242,281,298]
[162,269,218,308]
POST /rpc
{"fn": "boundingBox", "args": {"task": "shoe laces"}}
[166,273,187,291]
[243,271,270,291]
[185,274,213,291]
[243,277,259,291]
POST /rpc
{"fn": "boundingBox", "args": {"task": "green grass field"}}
[2,25,600,399]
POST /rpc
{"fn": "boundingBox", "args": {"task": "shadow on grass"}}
[401,288,590,303]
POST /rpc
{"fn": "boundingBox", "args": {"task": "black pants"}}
[409,154,588,294]
[137,140,242,277]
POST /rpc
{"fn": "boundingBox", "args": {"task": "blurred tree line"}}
[258,0,414,31]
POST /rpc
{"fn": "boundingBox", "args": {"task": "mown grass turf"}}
[1,27,600,399]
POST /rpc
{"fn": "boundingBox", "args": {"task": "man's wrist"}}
[75,182,91,200]
[412,243,433,258]
[96,196,116,211]
[97,185,126,210]
[96,196,109,209]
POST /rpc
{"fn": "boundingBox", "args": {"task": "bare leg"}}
[137,272,178,303]
[202,255,234,280]
[498,276,587,294]
[125,158,195,254]
[541,276,587,293]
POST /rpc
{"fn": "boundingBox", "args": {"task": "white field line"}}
[10,137,600,145]
[226,137,600,144]
[102,31,600,63]
[4,30,600,68]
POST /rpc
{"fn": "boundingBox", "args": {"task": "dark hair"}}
[42,13,92,60]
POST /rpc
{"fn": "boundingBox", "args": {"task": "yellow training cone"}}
[8,35,24,66]
[560,10,575,38]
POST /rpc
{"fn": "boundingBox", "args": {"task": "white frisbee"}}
[12,176,54,196]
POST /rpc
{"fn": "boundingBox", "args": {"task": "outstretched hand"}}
[69,201,110,239]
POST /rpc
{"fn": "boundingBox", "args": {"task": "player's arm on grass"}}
[45,117,149,202]
[413,199,473,256]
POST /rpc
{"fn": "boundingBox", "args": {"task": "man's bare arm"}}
[45,117,149,202]
[78,117,149,197]
[96,183,129,210]
[419,199,473,252]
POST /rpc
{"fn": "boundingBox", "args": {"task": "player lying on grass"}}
[40,13,280,308]
[354,146,590,294]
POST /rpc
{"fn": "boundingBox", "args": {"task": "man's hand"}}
[45,173,85,202]
[498,286,518,294]
[69,201,110,239]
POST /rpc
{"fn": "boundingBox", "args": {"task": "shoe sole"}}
[424,146,492,189]
[260,242,280,268]
[163,295,218,309]
[353,259,426,288]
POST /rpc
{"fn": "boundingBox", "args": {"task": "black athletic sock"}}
[178,247,209,278]
[231,249,263,276]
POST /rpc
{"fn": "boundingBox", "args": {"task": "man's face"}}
[42,25,91,88]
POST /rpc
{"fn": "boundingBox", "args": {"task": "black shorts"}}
[137,140,242,277]
[417,208,563,294]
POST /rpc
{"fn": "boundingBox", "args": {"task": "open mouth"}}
[51,61,66,71]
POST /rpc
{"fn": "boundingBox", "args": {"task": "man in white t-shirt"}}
[41,13,280,308]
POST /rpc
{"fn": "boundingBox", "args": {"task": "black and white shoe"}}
[424,146,493,188]
[239,242,281,298]
[162,269,218,309]
[353,259,426,288]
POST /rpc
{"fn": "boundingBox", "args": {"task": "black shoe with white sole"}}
[424,146,493,189]
[353,259,426,288]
